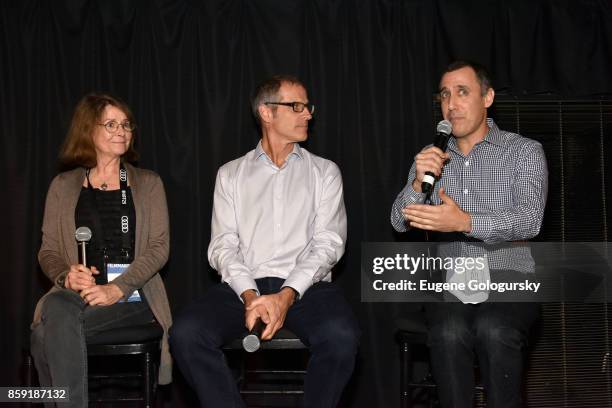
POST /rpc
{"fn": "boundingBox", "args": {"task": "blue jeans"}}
[170,278,360,408]
[30,289,154,408]
[425,302,539,408]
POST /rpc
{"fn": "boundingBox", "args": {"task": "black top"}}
[75,186,136,285]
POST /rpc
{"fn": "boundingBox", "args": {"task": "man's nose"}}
[447,94,455,111]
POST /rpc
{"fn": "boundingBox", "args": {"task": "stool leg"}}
[400,340,412,408]
[23,353,34,408]
[143,351,153,408]
[24,353,33,387]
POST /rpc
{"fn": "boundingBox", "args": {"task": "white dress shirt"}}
[208,141,347,298]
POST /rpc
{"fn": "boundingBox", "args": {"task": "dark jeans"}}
[425,302,540,408]
[170,278,360,408]
[30,289,154,408]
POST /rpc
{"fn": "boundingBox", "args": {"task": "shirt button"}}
[463,189,469,194]
[465,161,470,166]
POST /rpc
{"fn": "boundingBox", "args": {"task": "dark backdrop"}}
[1,1,611,407]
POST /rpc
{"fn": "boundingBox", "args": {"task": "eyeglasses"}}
[97,121,136,133]
[264,101,315,114]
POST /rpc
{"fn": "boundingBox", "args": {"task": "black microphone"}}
[421,120,453,195]
[75,226,92,267]
[242,318,266,353]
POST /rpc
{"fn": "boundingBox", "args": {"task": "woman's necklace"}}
[91,168,114,190]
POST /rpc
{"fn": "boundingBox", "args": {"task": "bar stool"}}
[223,327,308,405]
[25,321,163,407]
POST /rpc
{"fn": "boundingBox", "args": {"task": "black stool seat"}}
[223,328,306,350]
[87,321,164,355]
[396,315,428,344]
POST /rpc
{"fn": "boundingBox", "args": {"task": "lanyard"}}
[85,163,132,256]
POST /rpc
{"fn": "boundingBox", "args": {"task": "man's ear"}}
[484,87,495,108]
[258,104,273,124]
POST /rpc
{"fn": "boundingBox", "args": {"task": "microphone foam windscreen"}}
[75,226,92,242]
[437,120,452,135]
[242,333,261,353]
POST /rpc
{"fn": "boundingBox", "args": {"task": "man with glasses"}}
[171,75,360,408]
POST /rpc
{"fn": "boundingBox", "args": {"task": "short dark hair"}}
[251,75,306,124]
[441,61,492,95]
[60,93,138,169]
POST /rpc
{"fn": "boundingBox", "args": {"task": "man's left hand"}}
[402,187,472,232]
[80,283,125,306]
[246,287,296,340]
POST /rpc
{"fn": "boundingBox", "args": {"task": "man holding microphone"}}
[391,61,548,408]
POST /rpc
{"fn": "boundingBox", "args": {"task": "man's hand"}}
[80,283,124,306]
[64,264,99,292]
[411,146,449,193]
[403,187,472,232]
[241,289,269,332]
[243,287,296,340]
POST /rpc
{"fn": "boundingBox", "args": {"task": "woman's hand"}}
[80,283,125,306]
[64,264,99,292]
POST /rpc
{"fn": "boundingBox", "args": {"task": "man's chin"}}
[293,133,308,142]
[448,122,468,137]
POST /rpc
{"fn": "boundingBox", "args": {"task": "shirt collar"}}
[254,140,303,164]
[448,118,505,153]
[482,118,505,147]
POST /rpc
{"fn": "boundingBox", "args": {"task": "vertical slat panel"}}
[432,97,612,407]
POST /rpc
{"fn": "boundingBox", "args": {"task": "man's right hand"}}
[241,289,269,329]
[411,146,449,193]
[64,264,99,292]
[241,288,295,340]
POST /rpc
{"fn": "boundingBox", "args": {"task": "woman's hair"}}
[59,93,138,168]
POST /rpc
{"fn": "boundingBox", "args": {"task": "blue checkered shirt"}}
[391,119,548,244]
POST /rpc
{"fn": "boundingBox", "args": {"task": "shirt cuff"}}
[228,276,260,301]
[282,272,314,299]
[465,213,493,241]
[404,184,426,205]
[280,285,300,301]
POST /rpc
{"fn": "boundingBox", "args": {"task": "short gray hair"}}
[251,75,306,124]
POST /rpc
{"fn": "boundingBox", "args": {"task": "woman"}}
[30,93,172,407]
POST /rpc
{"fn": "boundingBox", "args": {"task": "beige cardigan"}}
[32,163,173,384]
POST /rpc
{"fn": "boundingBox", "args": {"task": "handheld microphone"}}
[75,226,92,267]
[242,318,266,353]
[421,120,453,195]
